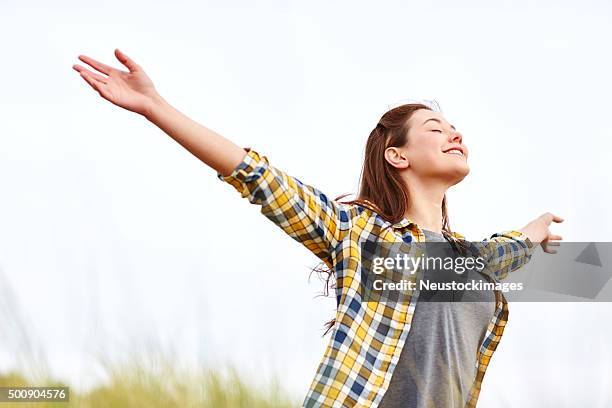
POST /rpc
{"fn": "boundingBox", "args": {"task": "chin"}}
[448,165,470,185]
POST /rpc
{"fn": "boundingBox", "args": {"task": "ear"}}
[384,147,410,170]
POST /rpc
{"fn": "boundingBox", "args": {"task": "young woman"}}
[73,49,563,408]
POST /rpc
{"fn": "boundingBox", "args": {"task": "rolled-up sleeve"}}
[217,147,355,266]
[472,230,535,281]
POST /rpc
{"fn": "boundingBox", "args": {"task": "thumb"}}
[541,212,563,224]
[115,48,140,73]
[549,213,564,223]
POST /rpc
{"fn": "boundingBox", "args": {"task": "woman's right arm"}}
[73,48,246,176]
[73,49,356,266]
[144,96,247,177]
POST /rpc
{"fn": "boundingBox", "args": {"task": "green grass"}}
[0,354,300,408]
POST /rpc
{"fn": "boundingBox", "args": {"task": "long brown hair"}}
[311,102,461,336]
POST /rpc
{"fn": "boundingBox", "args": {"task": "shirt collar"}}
[391,217,415,230]
[391,217,463,242]
[359,200,462,241]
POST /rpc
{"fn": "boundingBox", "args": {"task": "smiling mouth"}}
[444,148,465,157]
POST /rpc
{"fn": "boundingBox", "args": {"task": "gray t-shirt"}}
[378,229,496,408]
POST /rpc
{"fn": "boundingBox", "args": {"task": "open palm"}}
[73,49,159,116]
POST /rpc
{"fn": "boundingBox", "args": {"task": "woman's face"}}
[385,109,470,185]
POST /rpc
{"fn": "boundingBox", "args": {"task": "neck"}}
[402,176,448,234]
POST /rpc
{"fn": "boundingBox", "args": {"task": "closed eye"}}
[431,129,443,133]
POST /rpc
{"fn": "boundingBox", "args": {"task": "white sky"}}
[1,0,611,406]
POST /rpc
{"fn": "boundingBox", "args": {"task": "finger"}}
[548,234,563,241]
[114,48,140,73]
[546,241,561,247]
[80,71,101,92]
[541,243,558,254]
[78,54,115,76]
[552,214,564,223]
[73,65,108,84]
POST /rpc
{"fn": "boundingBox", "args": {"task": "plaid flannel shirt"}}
[217,147,535,408]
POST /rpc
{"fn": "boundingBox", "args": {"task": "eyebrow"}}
[422,118,456,131]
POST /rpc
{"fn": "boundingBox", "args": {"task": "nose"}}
[450,130,462,144]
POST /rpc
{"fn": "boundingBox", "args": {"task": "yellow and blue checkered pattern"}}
[217,147,535,408]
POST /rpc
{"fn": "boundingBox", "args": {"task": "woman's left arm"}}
[474,212,564,281]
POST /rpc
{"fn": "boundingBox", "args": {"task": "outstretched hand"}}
[72,49,160,117]
[519,212,564,254]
